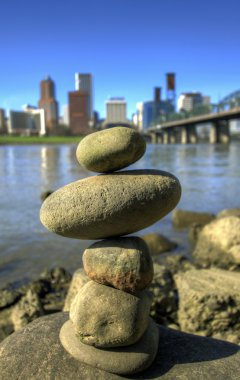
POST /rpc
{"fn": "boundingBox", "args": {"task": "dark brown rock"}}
[83,237,153,292]
[149,264,178,327]
[188,223,204,246]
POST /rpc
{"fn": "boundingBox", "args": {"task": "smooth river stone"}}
[60,318,159,375]
[69,281,152,347]
[76,126,146,173]
[83,237,153,292]
[40,169,181,240]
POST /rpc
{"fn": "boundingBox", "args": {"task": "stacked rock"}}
[40,126,181,375]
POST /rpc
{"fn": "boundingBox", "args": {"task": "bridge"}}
[148,107,240,144]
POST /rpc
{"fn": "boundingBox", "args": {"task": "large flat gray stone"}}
[0,313,239,379]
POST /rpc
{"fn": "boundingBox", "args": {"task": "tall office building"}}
[105,98,128,124]
[141,87,174,129]
[68,91,89,135]
[75,73,93,121]
[0,108,6,133]
[38,76,59,133]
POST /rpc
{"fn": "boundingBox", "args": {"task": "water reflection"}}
[40,146,61,190]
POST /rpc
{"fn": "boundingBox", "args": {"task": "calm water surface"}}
[0,143,240,287]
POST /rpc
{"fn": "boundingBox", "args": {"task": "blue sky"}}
[0,0,239,118]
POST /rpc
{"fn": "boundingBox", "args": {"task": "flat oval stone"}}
[83,237,153,292]
[76,127,146,173]
[40,169,181,240]
[60,317,159,375]
[69,281,152,347]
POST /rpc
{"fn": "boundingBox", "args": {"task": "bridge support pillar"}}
[210,124,218,143]
[189,125,198,143]
[210,121,230,144]
[157,133,163,144]
[169,129,176,144]
[219,120,230,143]
[163,130,170,144]
[150,132,158,144]
[180,125,197,144]
[180,126,189,144]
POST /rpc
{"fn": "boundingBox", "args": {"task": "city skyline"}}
[0,0,239,118]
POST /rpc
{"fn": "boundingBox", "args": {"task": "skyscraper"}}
[38,76,59,133]
[0,109,6,134]
[75,73,93,121]
[68,91,89,135]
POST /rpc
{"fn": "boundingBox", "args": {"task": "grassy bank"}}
[0,135,83,145]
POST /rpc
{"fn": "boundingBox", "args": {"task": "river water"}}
[0,143,240,287]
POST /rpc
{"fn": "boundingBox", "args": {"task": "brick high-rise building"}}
[68,91,89,135]
[38,76,59,133]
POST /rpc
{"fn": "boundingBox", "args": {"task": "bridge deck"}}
[149,107,240,131]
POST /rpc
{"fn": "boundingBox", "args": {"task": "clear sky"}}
[0,0,240,118]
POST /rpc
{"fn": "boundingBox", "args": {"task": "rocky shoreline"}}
[1,206,240,345]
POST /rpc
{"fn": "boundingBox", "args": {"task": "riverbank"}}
[0,135,83,145]
[1,207,240,345]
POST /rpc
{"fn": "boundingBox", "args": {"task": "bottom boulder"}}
[0,313,240,379]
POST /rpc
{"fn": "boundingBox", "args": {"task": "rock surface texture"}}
[69,281,152,347]
[0,313,240,380]
[40,169,181,239]
[193,216,240,269]
[175,269,240,344]
[76,126,146,173]
[2,127,183,376]
[1,127,239,377]
[83,237,153,292]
